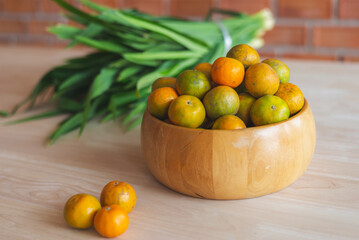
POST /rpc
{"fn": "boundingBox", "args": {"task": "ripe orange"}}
[212,115,246,130]
[168,95,206,128]
[151,77,177,91]
[203,86,240,120]
[194,62,212,79]
[275,83,304,115]
[100,181,137,213]
[94,205,129,238]
[226,44,260,69]
[262,59,290,83]
[244,63,280,98]
[250,95,290,126]
[63,193,101,229]
[237,93,256,126]
[211,57,245,88]
[147,87,178,119]
[176,70,211,99]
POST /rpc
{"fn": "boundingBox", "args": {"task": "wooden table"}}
[0,46,358,240]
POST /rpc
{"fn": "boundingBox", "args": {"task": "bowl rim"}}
[143,98,309,133]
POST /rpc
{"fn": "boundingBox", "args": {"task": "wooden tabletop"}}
[0,46,358,240]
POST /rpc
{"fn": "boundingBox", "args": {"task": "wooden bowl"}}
[141,99,316,200]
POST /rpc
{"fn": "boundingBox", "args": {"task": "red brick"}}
[171,0,215,18]
[42,0,76,12]
[80,0,119,13]
[3,0,40,12]
[313,27,359,48]
[0,19,26,33]
[339,0,359,19]
[343,55,359,62]
[283,53,337,61]
[219,0,270,14]
[27,20,53,35]
[278,0,332,19]
[124,0,164,15]
[257,51,277,59]
[264,26,306,46]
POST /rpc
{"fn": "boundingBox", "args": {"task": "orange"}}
[94,205,129,238]
[151,77,177,91]
[211,57,245,88]
[147,87,178,119]
[250,95,290,126]
[212,115,246,130]
[100,181,137,213]
[275,83,304,115]
[244,63,280,98]
[63,193,101,229]
[203,86,240,120]
[194,62,212,79]
[176,70,211,99]
[226,44,260,69]
[168,95,206,128]
[262,59,290,83]
[237,93,256,126]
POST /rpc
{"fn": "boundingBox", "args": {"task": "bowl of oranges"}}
[141,44,316,200]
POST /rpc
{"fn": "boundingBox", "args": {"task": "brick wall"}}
[0,0,358,61]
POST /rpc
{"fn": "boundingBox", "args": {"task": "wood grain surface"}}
[0,46,358,239]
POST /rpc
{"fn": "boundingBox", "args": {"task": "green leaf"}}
[58,98,84,112]
[102,11,209,53]
[126,115,143,131]
[80,0,109,12]
[123,101,146,125]
[58,69,96,91]
[48,24,81,40]
[0,110,9,117]
[124,51,201,61]
[75,36,129,54]
[5,110,63,125]
[117,66,143,82]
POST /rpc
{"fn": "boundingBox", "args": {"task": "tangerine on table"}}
[100,181,137,213]
[147,87,178,119]
[94,205,129,238]
[226,44,260,69]
[244,63,280,98]
[194,62,212,79]
[212,115,246,130]
[168,95,206,128]
[211,57,245,88]
[262,59,290,83]
[203,86,240,120]
[250,95,290,126]
[151,77,177,91]
[237,93,256,126]
[63,193,101,229]
[275,83,304,115]
[176,70,211,99]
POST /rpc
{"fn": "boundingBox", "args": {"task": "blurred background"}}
[0,0,358,62]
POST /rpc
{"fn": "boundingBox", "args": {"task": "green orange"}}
[203,86,240,120]
[237,93,256,126]
[211,57,245,88]
[168,95,206,128]
[176,70,211,99]
[275,83,304,115]
[212,115,246,130]
[151,77,177,91]
[147,87,178,119]
[250,95,290,126]
[262,59,290,83]
[226,44,260,69]
[244,63,280,98]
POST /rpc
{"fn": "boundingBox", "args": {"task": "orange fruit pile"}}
[63,181,136,238]
[148,44,305,129]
